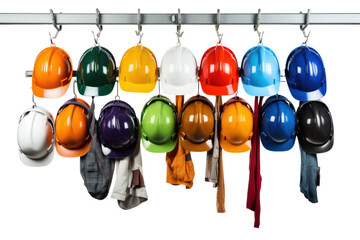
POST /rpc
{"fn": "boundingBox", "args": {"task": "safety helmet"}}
[141,95,177,153]
[260,95,296,151]
[297,101,334,154]
[180,95,215,152]
[160,45,198,95]
[285,46,326,101]
[98,100,138,158]
[55,98,91,157]
[199,44,239,95]
[77,46,116,96]
[17,106,55,167]
[240,45,280,96]
[220,97,253,152]
[32,46,73,98]
[119,45,158,93]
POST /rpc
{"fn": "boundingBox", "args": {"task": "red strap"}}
[246,96,263,228]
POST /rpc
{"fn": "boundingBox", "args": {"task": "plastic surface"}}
[119,45,158,93]
[241,45,280,96]
[77,46,116,96]
[98,100,138,158]
[32,46,73,98]
[220,97,253,152]
[180,95,214,152]
[199,44,239,96]
[17,106,55,167]
[55,98,91,157]
[141,95,177,153]
[160,45,198,95]
[260,95,296,151]
[285,46,326,101]
[297,101,334,154]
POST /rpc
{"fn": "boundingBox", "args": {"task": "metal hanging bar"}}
[2,12,360,25]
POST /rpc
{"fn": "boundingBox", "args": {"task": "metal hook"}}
[115,80,120,100]
[300,9,311,45]
[176,8,184,45]
[49,9,62,45]
[197,79,200,96]
[158,79,161,95]
[91,8,103,45]
[254,8,264,45]
[73,80,77,98]
[135,8,143,44]
[215,9,223,44]
[32,94,37,108]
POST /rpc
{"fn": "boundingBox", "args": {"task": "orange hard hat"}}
[55,98,91,157]
[32,46,73,98]
[180,95,215,152]
[220,97,253,153]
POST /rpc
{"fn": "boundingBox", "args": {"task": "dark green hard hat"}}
[77,46,116,96]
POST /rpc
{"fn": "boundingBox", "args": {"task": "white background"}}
[1,0,359,239]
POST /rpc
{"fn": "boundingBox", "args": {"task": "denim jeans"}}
[300,145,320,203]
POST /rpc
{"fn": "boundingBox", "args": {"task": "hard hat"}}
[160,45,198,95]
[199,44,239,95]
[98,100,138,158]
[260,95,296,151]
[55,98,91,157]
[119,45,158,93]
[17,106,55,167]
[297,101,334,154]
[32,46,73,98]
[285,46,326,101]
[220,97,253,152]
[240,45,280,96]
[141,95,177,153]
[180,95,215,152]
[77,46,116,96]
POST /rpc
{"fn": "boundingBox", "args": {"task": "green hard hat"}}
[77,46,116,96]
[141,95,178,153]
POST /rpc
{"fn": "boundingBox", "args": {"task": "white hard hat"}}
[17,106,55,167]
[160,45,198,95]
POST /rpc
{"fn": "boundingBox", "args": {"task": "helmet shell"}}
[98,100,138,158]
[119,45,158,93]
[241,45,280,96]
[260,95,296,151]
[220,97,253,152]
[32,46,73,98]
[77,46,116,96]
[160,45,197,95]
[141,95,177,153]
[285,46,326,101]
[17,106,55,166]
[297,101,334,154]
[55,98,91,157]
[199,45,239,95]
[180,95,214,152]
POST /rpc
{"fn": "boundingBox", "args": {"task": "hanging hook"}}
[32,93,37,108]
[135,8,143,44]
[300,9,311,45]
[73,80,77,98]
[92,8,103,45]
[176,8,184,45]
[254,8,264,45]
[115,80,120,100]
[215,9,223,44]
[49,9,62,45]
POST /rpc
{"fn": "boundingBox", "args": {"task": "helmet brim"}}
[297,135,334,154]
[19,147,54,167]
[161,82,197,95]
[77,83,115,97]
[141,137,177,153]
[55,140,91,158]
[32,80,71,98]
[288,82,326,101]
[242,81,280,97]
[260,135,296,151]
[201,83,238,96]
[101,141,137,159]
[120,81,157,93]
[219,132,251,153]
[180,137,213,152]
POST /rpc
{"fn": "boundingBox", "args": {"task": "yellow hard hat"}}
[119,44,158,93]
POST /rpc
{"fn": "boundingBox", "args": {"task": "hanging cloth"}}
[299,145,320,203]
[246,96,263,228]
[166,95,195,189]
[205,96,225,213]
[80,97,115,200]
[111,119,148,209]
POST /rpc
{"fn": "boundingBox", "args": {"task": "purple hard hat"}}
[98,100,138,158]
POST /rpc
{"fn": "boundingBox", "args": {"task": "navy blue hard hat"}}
[98,100,138,158]
[260,95,296,151]
[285,46,326,101]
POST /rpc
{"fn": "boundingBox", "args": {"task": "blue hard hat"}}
[260,95,296,151]
[285,46,326,101]
[240,45,280,96]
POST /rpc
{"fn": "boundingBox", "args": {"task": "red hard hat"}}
[199,44,239,95]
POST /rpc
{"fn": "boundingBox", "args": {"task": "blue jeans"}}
[300,145,320,203]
